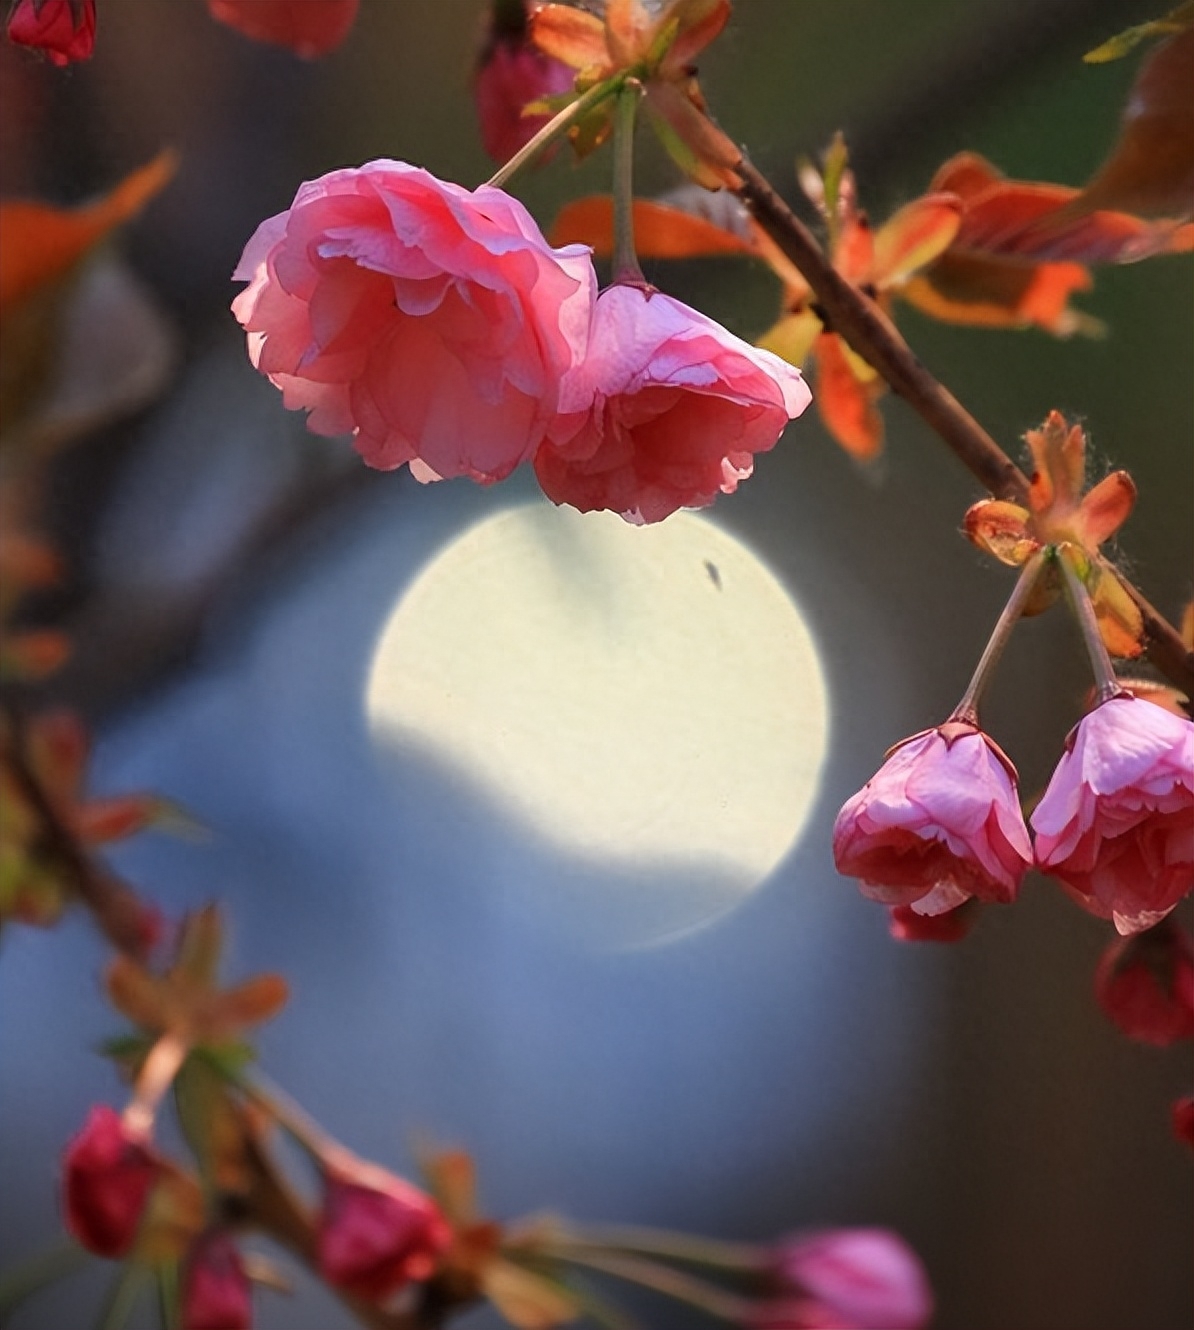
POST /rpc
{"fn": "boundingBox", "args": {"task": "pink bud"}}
[317,1160,451,1302]
[182,1232,253,1330]
[1095,920,1194,1046]
[767,1228,933,1330]
[1031,695,1194,935]
[62,1105,157,1258]
[474,1,575,164]
[6,0,95,65]
[834,721,1032,913]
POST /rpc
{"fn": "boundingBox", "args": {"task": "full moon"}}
[366,501,830,948]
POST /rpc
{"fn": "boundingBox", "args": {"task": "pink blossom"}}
[62,1105,158,1258]
[232,161,595,485]
[535,284,810,523]
[7,0,95,65]
[1095,919,1194,1046]
[181,1232,253,1330]
[206,0,359,57]
[833,721,1032,911]
[764,1228,933,1330]
[316,1159,451,1302]
[1031,695,1194,935]
[474,2,575,164]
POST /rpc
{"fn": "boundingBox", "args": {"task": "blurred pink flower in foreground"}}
[206,0,359,57]
[753,1227,933,1329]
[317,1158,452,1302]
[1095,919,1194,1046]
[536,285,810,523]
[474,0,575,164]
[62,1104,157,1258]
[833,721,1032,915]
[6,0,94,65]
[1031,695,1194,935]
[232,161,594,485]
[182,1231,253,1330]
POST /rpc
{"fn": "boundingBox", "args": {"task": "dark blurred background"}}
[1,2,1191,1328]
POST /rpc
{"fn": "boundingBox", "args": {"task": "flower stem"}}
[537,1244,753,1322]
[212,1060,343,1166]
[950,550,1047,725]
[611,80,647,286]
[1056,545,1125,704]
[517,1220,762,1272]
[486,77,623,190]
[123,1031,189,1139]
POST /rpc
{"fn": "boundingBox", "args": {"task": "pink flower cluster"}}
[233,161,810,523]
[834,696,1193,937]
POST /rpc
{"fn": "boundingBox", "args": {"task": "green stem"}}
[486,77,623,190]
[1056,546,1125,704]
[611,81,647,286]
[98,1262,151,1330]
[950,549,1047,725]
[542,1245,752,1322]
[208,1059,342,1167]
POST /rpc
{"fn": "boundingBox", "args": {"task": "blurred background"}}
[1,2,1191,1328]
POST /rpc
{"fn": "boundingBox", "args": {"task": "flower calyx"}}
[964,412,1142,656]
[530,0,741,185]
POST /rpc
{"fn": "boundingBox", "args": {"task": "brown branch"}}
[733,158,1194,701]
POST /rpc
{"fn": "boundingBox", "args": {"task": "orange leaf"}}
[484,1261,581,1330]
[550,195,757,258]
[962,499,1036,566]
[0,631,71,680]
[1076,470,1136,547]
[107,955,171,1030]
[928,152,1005,200]
[871,194,962,286]
[0,153,176,313]
[901,253,1094,334]
[664,0,731,71]
[834,215,874,285]
[216,974,290,1033]
[76,794,164,844]
[530,4,608,70]
[813,332,885,460]
[24,709,88,802]
[205,0,359,57]
[1026,410,1085,517]
[605,0,651,66]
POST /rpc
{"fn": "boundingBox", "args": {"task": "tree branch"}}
[733,158,1194,701]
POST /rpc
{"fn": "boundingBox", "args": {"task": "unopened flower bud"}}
[6,0,95,65]
[182,1231,253,1330]
[1095,920,1194,1046]
[62,1105,157,1257]
[317,1158,451,1302]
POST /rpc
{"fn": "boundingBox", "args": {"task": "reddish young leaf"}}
[902,253,1095,334]
[550,195,758,259]
[529,4,609,70]
[813,332,884,461]
[205,0,359,57]
[0,153,175,313]
[870,194,962,286]
[1076,25,1194,218]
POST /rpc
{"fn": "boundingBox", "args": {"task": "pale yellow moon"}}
[365,501,829,948]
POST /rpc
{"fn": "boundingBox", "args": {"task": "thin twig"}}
[733,158,1194,701]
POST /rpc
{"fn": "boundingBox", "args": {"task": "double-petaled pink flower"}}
[233,161,595,486]
[234,164,808,523]
[833,720,1033,915]
[538,285,810,523]
[62,1105,158,1258]
[1031,695,1193,935]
